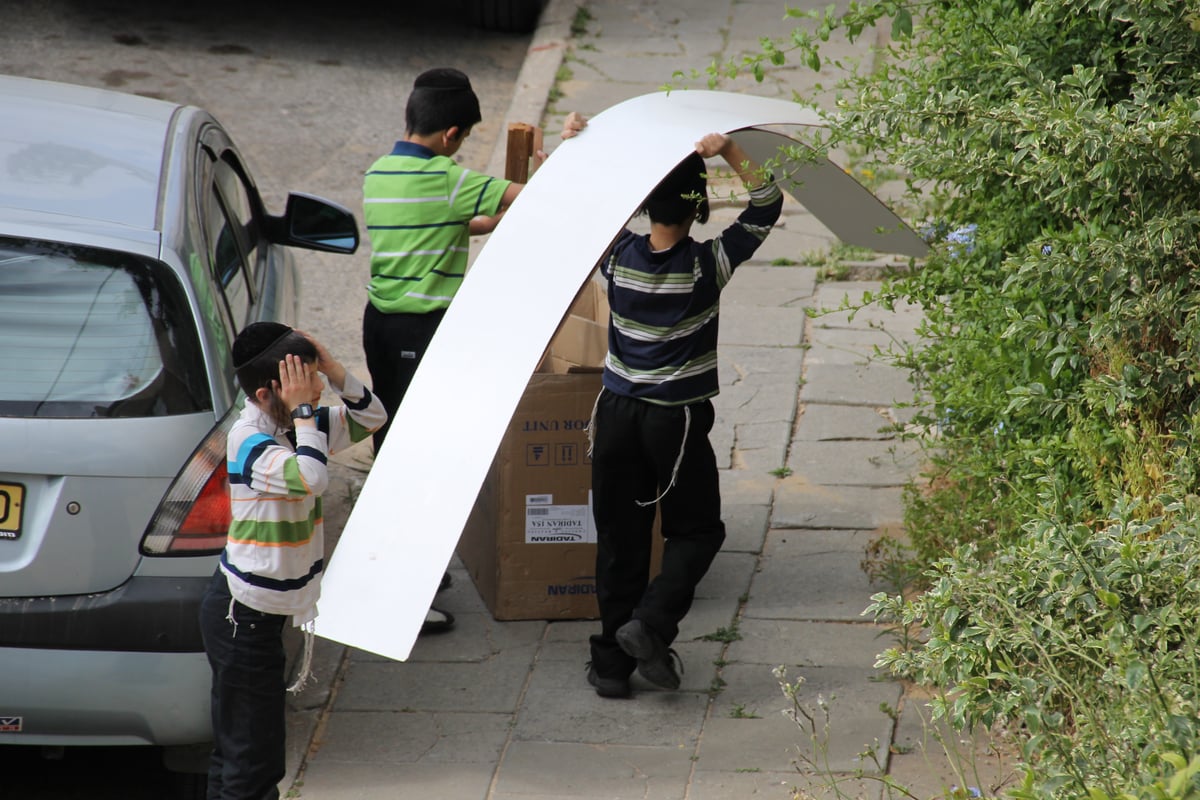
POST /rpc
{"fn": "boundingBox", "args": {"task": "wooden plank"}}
[505,122,537,182]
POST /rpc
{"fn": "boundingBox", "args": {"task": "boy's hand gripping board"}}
[315,91,927,661]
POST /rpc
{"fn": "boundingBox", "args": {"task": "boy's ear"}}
[445,126,463,143]
[253,386,273,406]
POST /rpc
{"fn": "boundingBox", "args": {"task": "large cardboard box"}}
[459,277,662,620]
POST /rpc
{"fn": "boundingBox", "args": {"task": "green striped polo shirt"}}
[363,141,511,314]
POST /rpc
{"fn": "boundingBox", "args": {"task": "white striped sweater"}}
[220,373,386,624]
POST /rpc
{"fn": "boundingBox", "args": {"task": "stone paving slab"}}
[678,597,745,645]
[725,264,819,297]
[720,303,808,347]
[719,468,777,506]
[799,361,915,407]
[721,285,815,309]
[726,618,892,669]
[334,648,537,713]
[721,502,770,552]
[568,51,707,85]
[731,419,792,472]
[804,328,909,366]
[403,614,546,663]
[787,438,923,487]
[719,344,807,381]
[552,78,664,116]
[296,761,496,800]
[695,714,804,775]
[400,601,547,664]
[750,225,839,264]
[772,480,905,531]
[543,618,598,642]
[716,377,802,424]
[747,529,883,622]
[794,403,900,441]
[492,741,696,800]
[696,550,759,600]
[691,769,884,800]
[702,663,899,774]
[512,672,712,746]
[312,710,512,765]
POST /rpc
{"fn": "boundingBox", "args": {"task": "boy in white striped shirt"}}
[199,322,385,800]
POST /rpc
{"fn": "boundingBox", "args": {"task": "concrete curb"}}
[484,0,581,178]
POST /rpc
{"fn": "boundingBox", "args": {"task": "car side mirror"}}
[280,192,359,254]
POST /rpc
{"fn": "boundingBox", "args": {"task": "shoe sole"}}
[616,622,680,690]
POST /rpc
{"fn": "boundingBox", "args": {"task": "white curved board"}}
[315,91,926,660]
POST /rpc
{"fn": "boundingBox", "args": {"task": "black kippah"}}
[232,322,293,369]
[413,67,472,92]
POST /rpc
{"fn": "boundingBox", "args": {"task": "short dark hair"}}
[233,322,317,395]
[639,152,710,226]
[405,68,483,137]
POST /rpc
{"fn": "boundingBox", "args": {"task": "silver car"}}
[0,74,357,780]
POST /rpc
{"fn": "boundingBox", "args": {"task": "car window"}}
[213,156,260,282]
[0,237,210,418]
[202,159,256,330]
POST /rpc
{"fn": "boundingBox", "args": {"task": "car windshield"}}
[0,237,211,418]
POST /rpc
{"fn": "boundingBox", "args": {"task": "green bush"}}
[844,0,1200,560]
[711,0,1200,796]
[869,504,1200,797]
[721,0,1200,558]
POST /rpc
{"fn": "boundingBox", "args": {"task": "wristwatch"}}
[290,403,315,420]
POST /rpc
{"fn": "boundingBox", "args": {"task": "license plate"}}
[0,482,24,539]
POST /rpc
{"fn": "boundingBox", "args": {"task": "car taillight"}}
[140,408,237,556]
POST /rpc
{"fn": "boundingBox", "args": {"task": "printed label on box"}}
[525,503,594,543]
[555,442,579,466]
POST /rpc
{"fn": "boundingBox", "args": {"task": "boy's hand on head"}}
[695,133,730,159]
[561,112,587,140]
[277,355,314,415]
[297,331,347,391]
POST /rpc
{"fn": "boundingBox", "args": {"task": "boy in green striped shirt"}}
[361,67,533,633]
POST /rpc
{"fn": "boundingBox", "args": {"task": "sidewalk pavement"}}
[283,1,986,798]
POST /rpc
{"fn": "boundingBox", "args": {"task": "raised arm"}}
[695,133,768,190]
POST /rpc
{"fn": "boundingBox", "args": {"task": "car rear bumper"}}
[0,575,207,652]
[0,646,211,745]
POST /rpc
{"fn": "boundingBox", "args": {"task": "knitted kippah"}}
[232,321,293,369]
[413,67,472,92]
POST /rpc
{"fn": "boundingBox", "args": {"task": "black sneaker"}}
[420,605,455,635]
[438,571,452,593]
[616,619,683,690]
[586,663,631,699]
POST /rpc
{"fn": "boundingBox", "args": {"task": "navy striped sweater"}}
[600,181,784,406]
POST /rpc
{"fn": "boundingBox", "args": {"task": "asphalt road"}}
[2,0,530,371]
[0,1,531,795]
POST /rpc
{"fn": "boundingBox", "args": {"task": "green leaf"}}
[1124,661,1147,690]
[891,9,912,39]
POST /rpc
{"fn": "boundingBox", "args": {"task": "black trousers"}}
[199,570,287,800]
[588,391,725,678]
[361,302,446,451]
